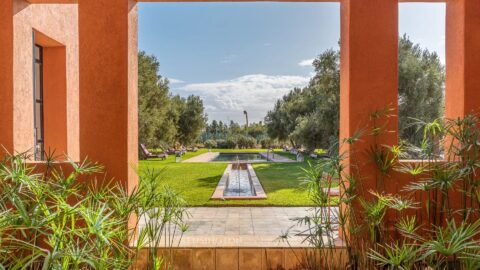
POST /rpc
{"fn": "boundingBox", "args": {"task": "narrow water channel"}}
[224,165,255,196]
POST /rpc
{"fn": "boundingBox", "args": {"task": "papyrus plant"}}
[0,151,188,270]
[282,110,480,270]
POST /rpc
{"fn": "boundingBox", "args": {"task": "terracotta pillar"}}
[445,0,480,118]
[78,0,138,191]
[0,1,14,156]
[340,0,398,210]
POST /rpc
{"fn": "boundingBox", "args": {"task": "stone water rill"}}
[211,162,267,200]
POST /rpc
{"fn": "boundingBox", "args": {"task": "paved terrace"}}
[139,207,340,248]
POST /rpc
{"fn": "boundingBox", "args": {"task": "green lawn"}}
[139,148,315,206]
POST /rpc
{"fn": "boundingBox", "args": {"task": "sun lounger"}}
[140,144,168,160]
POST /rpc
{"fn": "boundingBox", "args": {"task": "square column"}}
[340,0,398,193]
[445,0,480,118]
[339,0,398,238]
[79,0,138,191]
[0,1,14,156]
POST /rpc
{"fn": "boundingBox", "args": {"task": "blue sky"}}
[138,2,445,123]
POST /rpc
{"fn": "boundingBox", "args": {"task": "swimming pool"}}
[211,153,266,162]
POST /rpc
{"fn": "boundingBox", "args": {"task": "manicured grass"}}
[139,148,316,206]
[139,161,227,206]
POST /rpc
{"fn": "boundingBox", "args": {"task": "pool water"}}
[212,153,266,162]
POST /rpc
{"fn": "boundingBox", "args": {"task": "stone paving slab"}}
[139,207,340,248]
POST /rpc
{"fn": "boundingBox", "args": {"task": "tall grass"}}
[0,151,188,269]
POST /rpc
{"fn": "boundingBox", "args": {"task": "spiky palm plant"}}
[368,241,418,270]
[418,219,480,269]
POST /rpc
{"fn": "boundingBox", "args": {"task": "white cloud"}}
[298,58,314,67]
[168,78,184,84]
[179,74,310,122]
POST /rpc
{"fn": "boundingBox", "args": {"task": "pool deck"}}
[183,152,220,162]
[139,207,341,248]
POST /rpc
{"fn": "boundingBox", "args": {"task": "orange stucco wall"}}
[338,0,400,237]
[43,46,68,156]
[445,0,480,118]
[340,0,398,204]
[1,0,138,191]
[0,1,14,155]
[12,0,79,160]
[78,0,138,191]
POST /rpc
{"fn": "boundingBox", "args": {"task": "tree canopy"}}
[398,35,444,146]
[138,51,206,148]
[265,49,340,151]
[265,36,444,152]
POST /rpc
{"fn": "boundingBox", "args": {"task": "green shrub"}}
[214,139,226,148]
[225,137,237,148]
[236,135,256,148]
